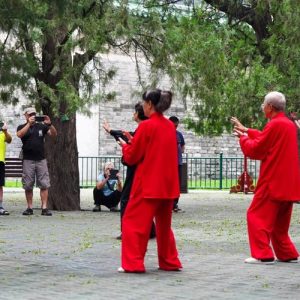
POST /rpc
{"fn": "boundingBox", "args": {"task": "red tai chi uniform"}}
[121,112,182,272]
[239,112,300,260]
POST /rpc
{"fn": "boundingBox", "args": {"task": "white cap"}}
[24,107,36,115]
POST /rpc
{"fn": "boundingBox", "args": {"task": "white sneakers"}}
[245,257,299,264]
[244,257,274,265]
[118,267,125,273]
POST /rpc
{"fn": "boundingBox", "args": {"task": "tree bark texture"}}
[45,114,81,210]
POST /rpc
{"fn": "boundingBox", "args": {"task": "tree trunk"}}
[45,114,81,210]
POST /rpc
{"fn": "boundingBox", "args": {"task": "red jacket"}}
[240,112,300,201]
[122,112,180,199]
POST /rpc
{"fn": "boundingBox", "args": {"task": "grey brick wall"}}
[96,53,243,157]
[1,52,244,159]
[0,104,23,158]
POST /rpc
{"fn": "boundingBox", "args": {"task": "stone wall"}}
[94,52,243,158]
[1,51,244,161]
[0,103,23,158]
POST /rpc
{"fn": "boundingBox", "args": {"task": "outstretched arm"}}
[2,123,12,143]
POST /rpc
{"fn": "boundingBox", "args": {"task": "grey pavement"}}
[0,189,300,300]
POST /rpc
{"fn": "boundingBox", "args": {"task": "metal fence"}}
[79,154,260,190]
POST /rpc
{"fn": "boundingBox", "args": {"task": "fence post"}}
[219,152,223,190]
[180,153,188,193]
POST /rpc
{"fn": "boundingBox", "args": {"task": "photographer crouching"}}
[93,162,122,212]
[17,107,57,216]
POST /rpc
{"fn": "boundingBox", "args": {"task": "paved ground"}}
[0,189,300,300]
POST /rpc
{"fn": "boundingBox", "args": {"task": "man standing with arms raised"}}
[232,91,300,264]
[17,107,57,216]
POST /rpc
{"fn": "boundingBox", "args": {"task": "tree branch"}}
[203,0,272,61]
[204,0,256,24]
[0,30,10,63]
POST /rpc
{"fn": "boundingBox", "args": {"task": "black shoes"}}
[93,206,119,212]
[22,208,33,216]
[41,208,52,216]
[92,205,101,212]
[23,208,52,216]
[173,206,181,213]
[92,205,120,212]
[110,207,120,212]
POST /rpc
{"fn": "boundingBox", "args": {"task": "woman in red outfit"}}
[232,91,300,264]
[118,89,182,273]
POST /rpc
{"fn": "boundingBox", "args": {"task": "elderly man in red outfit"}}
[118,89,182,273]
[231,91,300,264]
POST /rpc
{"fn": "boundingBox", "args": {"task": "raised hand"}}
[230,117,248,133]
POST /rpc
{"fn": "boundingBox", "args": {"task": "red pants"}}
[121,196,182,272]
[247,185,299,260]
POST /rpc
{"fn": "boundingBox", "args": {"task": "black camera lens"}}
[35,116,45,122]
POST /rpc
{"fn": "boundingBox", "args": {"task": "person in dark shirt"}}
[17,107,57,216]
[169,116,185,212]
[103,102,156,240]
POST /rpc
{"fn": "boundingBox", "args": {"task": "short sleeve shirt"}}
[17,123,49,161]
[97,173,118,196]
[176,130,185,165]
[0,132,6,163]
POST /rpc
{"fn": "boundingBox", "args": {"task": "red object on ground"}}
[230,156,255,194]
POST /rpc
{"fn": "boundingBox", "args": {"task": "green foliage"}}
[0,0,166,116]
[0,0,299,135]
[266,0,300,112]
[157,1,300,135]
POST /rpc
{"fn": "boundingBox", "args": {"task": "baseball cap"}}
[24,107,36,115]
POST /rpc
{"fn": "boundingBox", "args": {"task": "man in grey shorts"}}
[17,107,57,216]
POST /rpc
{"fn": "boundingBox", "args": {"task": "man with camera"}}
[17,107,57,216]
[0,121,12,215]
[93,161,122,212]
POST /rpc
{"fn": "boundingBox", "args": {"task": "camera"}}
[35,115,45,122]
[0,121,4,131]
[111,130,129,143]
[109,169,119,180]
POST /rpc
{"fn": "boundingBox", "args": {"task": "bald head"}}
[264,91,286,111]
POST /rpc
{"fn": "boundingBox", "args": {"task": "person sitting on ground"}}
[93,162,122,212]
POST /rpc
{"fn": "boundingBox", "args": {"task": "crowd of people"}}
[0,89,300,272]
